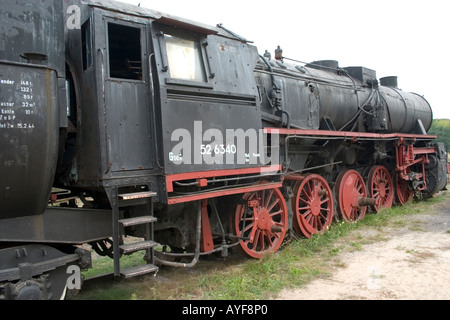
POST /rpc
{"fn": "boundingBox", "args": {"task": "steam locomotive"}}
[0,0,447,299]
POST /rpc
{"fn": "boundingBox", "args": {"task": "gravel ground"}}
[277,192,450,300]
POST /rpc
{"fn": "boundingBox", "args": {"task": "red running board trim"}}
[166,165,281,193]
[168,181,283,205]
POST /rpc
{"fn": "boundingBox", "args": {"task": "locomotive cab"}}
[61,0,268,202]
[58,0,280,274]
[62,2,159,192]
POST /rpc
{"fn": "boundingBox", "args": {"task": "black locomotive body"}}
[0,0,447,299]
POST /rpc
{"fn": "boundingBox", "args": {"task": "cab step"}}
[120,240,157,254]
[105,186,159,279]
[119,215,157,227]
[119,191,157,200]
[120,264,159,279]
[118,191,157,207]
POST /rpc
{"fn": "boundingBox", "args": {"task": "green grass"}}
[72,190,449,300]
[82,251,147,279]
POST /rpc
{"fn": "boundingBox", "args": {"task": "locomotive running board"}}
[167,181,283,205]
[264,128,438,141]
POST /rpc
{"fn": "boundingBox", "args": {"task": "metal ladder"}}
[106,187,159,278]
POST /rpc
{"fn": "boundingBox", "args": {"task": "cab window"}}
[165,33,206,82]
[108,22,142,80]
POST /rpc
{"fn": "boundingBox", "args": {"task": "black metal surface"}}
[380,87,432,133]
[0,63,60,219]
[0,0,65,76]
[0,207,112,244]
[63,1,266,186]
[0,0,64,219]
[0,244,90,300]
[62,3,160,187]
[153,24,263,174]
[255,58,433,134]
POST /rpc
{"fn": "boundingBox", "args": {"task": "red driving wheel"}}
[292,174,333,238]
[335,169,367,222]
[395,174,414,205]
[234,183,288,259]
[367,166,394,212]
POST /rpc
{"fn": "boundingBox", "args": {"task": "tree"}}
[428,119,450,154]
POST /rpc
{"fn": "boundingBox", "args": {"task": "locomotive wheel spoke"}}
[242,221,254,233]
[292,174,334,238]
[367,166,394,212]
[265,189,274,208]
[336,169,368,222]
[234,183,288,259]
[395,174,414,205]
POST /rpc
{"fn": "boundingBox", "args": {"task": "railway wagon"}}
[0,0,447,299]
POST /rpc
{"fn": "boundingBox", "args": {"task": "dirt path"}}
[277,195,450,300]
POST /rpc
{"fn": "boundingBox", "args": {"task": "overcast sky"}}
[121,0,449,120]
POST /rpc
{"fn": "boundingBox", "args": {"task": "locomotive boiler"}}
[0,0,447,299]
